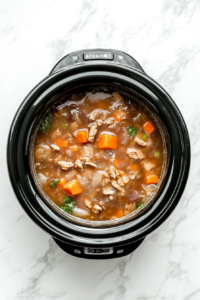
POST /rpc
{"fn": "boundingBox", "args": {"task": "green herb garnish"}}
[127,126,137,137]
[62,123,68,129]
[40,113,52,132]
[142,133,147,141]
[154,151,161,158]
[49,179,60,188]
[60,197,75,214]
[137,203,144,209]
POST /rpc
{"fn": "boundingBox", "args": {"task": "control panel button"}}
[74,249,81,254]
[116,249,124,254]
[83,52,114,61]
[84,247,113,255]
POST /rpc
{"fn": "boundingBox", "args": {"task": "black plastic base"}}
[53,237,145,259]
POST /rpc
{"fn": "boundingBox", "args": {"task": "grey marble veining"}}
[1,0,200,299]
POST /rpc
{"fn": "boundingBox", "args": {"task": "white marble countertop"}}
[1,0,200,299]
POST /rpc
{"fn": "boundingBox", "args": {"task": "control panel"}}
[50,48,144,74]
[84,247,113,255]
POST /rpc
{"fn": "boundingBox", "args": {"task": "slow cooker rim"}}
[7,62,190,246]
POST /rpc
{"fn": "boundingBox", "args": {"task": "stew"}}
[34,90,166,221]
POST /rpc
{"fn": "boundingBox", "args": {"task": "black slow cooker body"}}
[7,49,190,259]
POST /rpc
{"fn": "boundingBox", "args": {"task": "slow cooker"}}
[7,49,190,259]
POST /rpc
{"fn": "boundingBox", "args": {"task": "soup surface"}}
[34,90,166,221]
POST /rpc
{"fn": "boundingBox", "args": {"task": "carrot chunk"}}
[76,130,88,144]
[63,179,83,195]
[146,175,159,185]
[97,134,118,149]
[129,163,139,172]
[143,121,155,135]
[58,178,67,188]
[115,208,124,218]
[113,159,120,168]
[54,138,68,148]
[111,109,126,122]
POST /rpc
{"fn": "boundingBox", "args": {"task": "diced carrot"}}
[58,178,67,188]
[143,121,155,135]
[63,179,83,195]
[70,145,79,152]
[113,159,120,168]
[115,208,124,218]
[97,134,118,149]
[54,138,69,148]
[111,109,126,122]
[146,174,159,185]
[76,130,88,144]
[117,170,124,176]
[129,163,139,172]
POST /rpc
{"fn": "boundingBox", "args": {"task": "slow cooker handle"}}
[50,48,145,74]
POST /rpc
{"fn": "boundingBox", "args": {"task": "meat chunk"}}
[50,144,60,151]
[103,186,115,195]
[112,92,123,103]
[92,204,102,214]
[52,129,61,140]
[96,119,103,127]
[109,166,117,179]
[74,159,83,172]
[141,160,156,171]
[104,117,115,126]
[81,145,93,163]
[117,177,124,187]
[88,123,98,142]
[71,110,81,124]
[85,161,97,168]
[58,161,74,171]
[70,121,79,132]
[101,170,110,186]
[89,110,100,121]
[124,203,133,216]
[135,137,147,147]
[85,197,92,209]
[111,180,124,192]
[127,148,144,160]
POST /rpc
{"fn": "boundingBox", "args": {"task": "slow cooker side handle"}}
[50,48,145,74]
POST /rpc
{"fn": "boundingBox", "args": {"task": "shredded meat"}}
[99,200,106,209]
[52,129,61,139]
[58,161,74,171]
[88,123,98,142]
[50,144,60,151]
[71,110,81,124]
[109,166,117,179]
[111,180,124,192]
[74,159,83,172]
[54,155,62,164]
[127,147,144,160]
[135,137,147,147]
[112,92,123,102]
[92,204,102,214]
[103,186,115,195]
[89,110,100,121]
[85,197,92,209]
[124,203,133,216]
[141,160,156,171]
[117,177,124,187]
[85,161,97,168]
[81,145,93,163]
[96,119,103,127]
[105,117,115,126]
[101,170,110,186]
[35,162,41,168]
